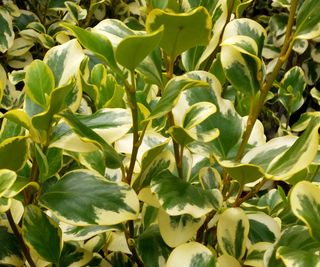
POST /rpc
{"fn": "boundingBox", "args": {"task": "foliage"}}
[0,0,320,266]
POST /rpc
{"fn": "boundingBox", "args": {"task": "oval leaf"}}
[146,7,212,60]
[40,169,139,226]
[22,205,62,263]
[217,208,249,260]
[116,27,163,70]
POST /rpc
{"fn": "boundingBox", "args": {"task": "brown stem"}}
[235,0,298,161]
[125,72,140,185]
[6,210,36,267]
[196,211,215,243]
[233,178,267,207]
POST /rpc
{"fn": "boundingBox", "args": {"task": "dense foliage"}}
[0,0,320,266]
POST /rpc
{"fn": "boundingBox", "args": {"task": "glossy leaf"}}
[32,78,77,130]
[278,66,306,114]
[166,241,216,267]
[245,242,272,267]
[290,181,320,242]
[40,169,139,226]
[146,7,212,60]
[0,226,23,266]
[217,208,249,260]
[136,225,171,267]
[144,76,208,122]
[61,23,122,76]
[24,59,55,107]
[151,170,222,218]
[58,110,123,168]
[22,205,62,263]
[295,0,320,40]
[116,26,163,70]
[2,176,39,198]
[158,209,205,247]
[276,246,320,267]
[0,169,16,197]
[0,8,14,53]
[43,39,85,86]
[0,136,28,171]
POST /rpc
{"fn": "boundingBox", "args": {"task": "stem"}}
[124,222,143,267]
[235,0,298,161]
[84,0,94,28]
[6,210,36,267]
[196,211,215,243]
[233,178,267,207]
[165,57,183,178]
[125,71,140,185]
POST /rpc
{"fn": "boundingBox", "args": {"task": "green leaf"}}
[59,242,92,267]
[0,226,23,266]
[245,242,272,267]
[2,176,39,198]
[276,246,320,267]
[151,170,222,218]
[217,208,249,260]
[0,136,28,171]
[136,225,171,267]
[158,209,205,247]
[247,212,280,244]
[61,23,122,76]
[40,169,139,226]
[31,78,77,130]
[0,197,11,213]
[264,225,320,267]
[217,254,241,267]
[0,169,16,197]
[199,167,221,190]
[278,66,306,114]
[144,76,208,122]
[24,59,55,107]
[60,221,121,241]
[183,102,217,129]
[146,7,212,60]
[295,0,320,40]
[166,241,216,267]
[290,181,320,242]
[0,8,14,53]
[22,205,62,263]
[44,39,85,86]
[59,110,123,168]
[116,26,163,70]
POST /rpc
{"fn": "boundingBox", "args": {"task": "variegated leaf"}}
[278,66,306,114]
[144,76,208,122]
[158,209,205,247]
[43,39,85,86]
[247,212,281,244]
[221,18,266,96]
[40,169,139,226]
[0,136,28,171]
[290,181,320,242]
[0,197,11,213]
[264,225,320,267]
[59,221,121,241]
[7,37,34,56]
[217,208,249,260]
[217,254,241,267]
[276,246,320,267]
[136,225,171,267]
[0,169,16,198]
[166,241,216,267]
[245,242,272,267]
[24,59,55,108]
[295,0,320,40]
[22,205,62,263]
[2,176,39,198]
[0,226,23,266]
[0,7,14,53]
[59,242,92,267]
[61,23,122,76]
[151,170,222,218]
[57,110,124,168]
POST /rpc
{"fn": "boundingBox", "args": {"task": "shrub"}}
[0,0,320,266]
